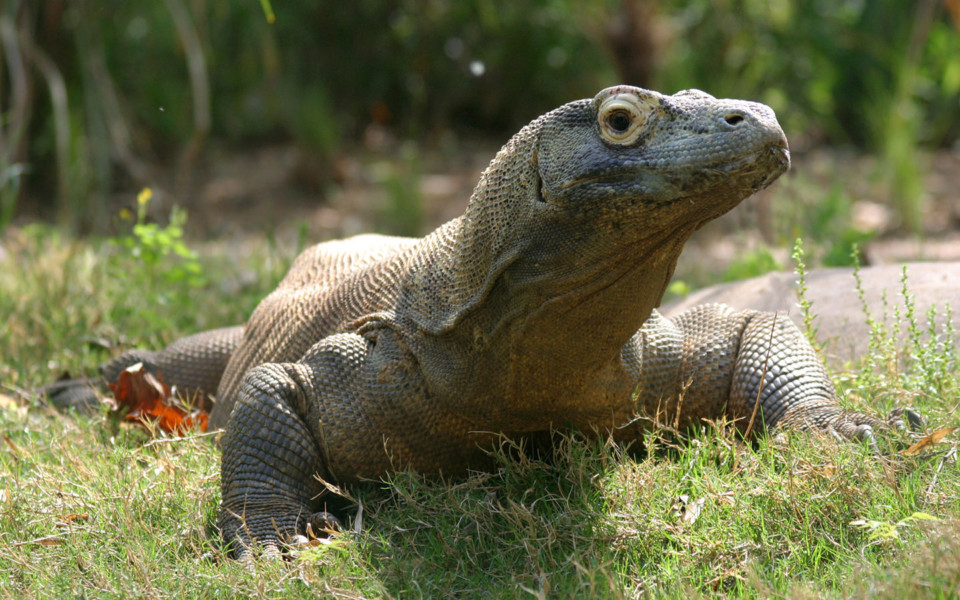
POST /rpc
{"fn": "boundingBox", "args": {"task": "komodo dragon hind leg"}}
[219,332,375,560]
[43,326,244,412]
[101,325,245,401]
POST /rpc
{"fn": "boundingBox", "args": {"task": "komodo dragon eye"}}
[597,93,652,146]
[607,110,631,133]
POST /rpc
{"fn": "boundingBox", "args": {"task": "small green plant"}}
[842,246,959,417]
[107,188,207,334]
[850,512,939,544]
[898,266,959,398]
[791,238,817,348]
[851,248,886,390]
[118,188,205,289]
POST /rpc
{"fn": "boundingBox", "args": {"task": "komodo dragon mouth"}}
[66,85,913,561]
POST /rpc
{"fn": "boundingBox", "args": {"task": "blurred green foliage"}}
[2,0,959,233]
[110,187,207,331]
[721,246,782,282]
[657,0,960,149]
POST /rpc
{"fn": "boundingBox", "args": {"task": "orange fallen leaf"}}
[36,536,64,546]
[107,363,208,434]
[902,427,956,457]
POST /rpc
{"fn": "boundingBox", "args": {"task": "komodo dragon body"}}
[95,86,897,557]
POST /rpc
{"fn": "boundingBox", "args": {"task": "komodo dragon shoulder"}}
[72,86,916,559]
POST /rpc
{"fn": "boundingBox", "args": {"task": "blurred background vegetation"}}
[1,0,959,248]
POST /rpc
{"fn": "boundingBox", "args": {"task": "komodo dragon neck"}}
[395,87,789,429]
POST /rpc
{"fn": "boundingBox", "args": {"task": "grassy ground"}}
[1,224,958,598]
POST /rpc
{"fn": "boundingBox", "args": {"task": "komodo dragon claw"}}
[821,407,924,454]
[887,407,925,432]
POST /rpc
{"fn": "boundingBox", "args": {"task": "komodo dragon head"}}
[537,86,789,219]
[408,85,789,344]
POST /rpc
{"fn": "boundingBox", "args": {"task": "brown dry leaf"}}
[902,427,957,457]
[107,363,208,434]
[36,536,64,546]
[3,434,22,458]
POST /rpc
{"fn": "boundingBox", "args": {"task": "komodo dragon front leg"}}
[219,326,489,559]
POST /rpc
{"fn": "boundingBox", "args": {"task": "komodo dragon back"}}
[85,86,914,559]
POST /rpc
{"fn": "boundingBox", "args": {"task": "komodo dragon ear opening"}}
[597,93,655,146]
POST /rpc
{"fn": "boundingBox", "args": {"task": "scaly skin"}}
[68,86,907,559]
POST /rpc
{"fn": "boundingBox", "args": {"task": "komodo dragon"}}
[75,86,912,558]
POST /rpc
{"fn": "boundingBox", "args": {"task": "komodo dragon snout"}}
[62,85,914,560]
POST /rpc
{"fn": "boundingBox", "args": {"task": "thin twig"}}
[924,445,957,506]
[20,33,70,212]
[0,7,31,165]
[164,0,211,195]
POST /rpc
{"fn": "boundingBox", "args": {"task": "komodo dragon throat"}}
[97,86,907,558]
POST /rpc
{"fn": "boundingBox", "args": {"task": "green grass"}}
[1,225,958,598]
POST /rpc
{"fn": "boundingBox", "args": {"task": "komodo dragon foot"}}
[779,406,924,454]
